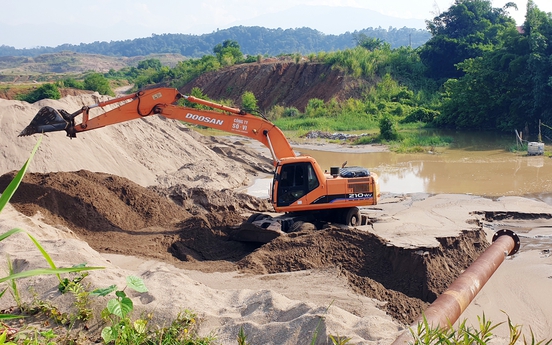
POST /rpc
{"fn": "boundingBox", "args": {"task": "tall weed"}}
[0,137,103,320]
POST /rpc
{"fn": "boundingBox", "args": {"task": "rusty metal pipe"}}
[392,229,520,345]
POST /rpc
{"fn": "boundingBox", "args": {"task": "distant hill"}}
[0,53,186,82]
[229,5,426,34]
[0,26,431,58]
[0,53,185,74]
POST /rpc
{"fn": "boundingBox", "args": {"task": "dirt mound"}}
[0,170,188,261]
[152,185,273,214]
[180,62,370,111]
[0,170,269,266]
[1,169,489,324]
[237,227,488,324]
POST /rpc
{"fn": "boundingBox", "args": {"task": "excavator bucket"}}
[19,106,70,137]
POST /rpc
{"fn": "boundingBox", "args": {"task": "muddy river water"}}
[247,132,552,206]
[299,147,552,205]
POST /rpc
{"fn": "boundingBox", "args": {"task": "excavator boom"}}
[19,88,296,163]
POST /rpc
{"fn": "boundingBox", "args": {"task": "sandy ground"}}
[1,94,552,344]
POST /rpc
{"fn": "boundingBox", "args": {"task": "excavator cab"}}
[274,162,320,207]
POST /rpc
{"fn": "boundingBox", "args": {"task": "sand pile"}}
[0,94,271,189]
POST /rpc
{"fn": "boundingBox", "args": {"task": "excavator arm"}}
[19,87,296,164]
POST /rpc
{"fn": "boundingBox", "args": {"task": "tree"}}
[213,40,243,66]
[241,91,259,113]
[522,0,552,128]
[84,73,115,96]
[137,58,162,70]
[57,77,84,89]
[420,0,516,81]
[379,114,399,140]
[354,33,386,51]
[435,1,552,132]
[182,87,211,110]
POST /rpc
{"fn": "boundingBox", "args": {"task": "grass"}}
[387,132,454,153]
[351,129,453,153]
[408,313,552,345]
[0,84,33,92]
[195,122,453,154]
[274,115,379,132]
[271,114,454,152]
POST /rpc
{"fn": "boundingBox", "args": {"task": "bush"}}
[57,77,84,89]
[241,91,259,113]
[401,107,440,123]
[379,114,399,140]
[17,83,61,103]
[84,73,114,96]
[283,107,300,118]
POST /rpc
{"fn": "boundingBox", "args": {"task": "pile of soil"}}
[0,169,488,324]
[237,227,487,323]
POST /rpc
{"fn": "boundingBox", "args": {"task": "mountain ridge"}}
[228,5,426,34]
[0,25,430,58]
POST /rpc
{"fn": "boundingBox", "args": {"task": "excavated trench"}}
[1,170,489,324]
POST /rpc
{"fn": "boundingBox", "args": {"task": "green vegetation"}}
[89,276,215,344]
[431,0,552,132]
[83,73,115,96]
[214,39,244,66]
[13,0,552,146]
[409,314,552,345]
[57,77,84,89]
[14,72,115,102]
[420,1,517,82]
[0,27,430,58]
[16,83,61,103]
[277,0,550,140]
[241,91,259,114]
[5,0,552,140]
[391,132,453,153]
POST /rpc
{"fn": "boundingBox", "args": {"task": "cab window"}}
[277,162,319,206]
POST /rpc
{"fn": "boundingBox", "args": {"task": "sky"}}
[1,0,551,49]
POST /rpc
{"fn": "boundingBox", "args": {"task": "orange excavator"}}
[20,87,379,231]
